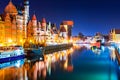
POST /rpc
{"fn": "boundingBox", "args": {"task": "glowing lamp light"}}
[0,44,3,46]
[69,39,73,43]
[67,65,73,72]
[30,40,32,43]
[8,39,12,43]
[20,39,23,42]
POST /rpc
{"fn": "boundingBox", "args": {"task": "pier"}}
[43,43,73,54]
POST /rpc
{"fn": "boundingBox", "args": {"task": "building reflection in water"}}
[73,44,91,50]
[108,46,116,61]
[0,59,25,80]
[75,44,117,62]
[0,48,73,80]
[44,48,74,75]
[25,61,46,80]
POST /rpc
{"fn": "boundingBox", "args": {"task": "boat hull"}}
[0,54,25,63]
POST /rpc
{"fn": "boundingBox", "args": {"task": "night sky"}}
[1,0,120,36]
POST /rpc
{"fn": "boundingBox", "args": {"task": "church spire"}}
[32,13,37,27]
[24,0,29,39]
[32,13,37,20]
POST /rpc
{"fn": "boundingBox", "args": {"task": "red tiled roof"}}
[32,14,37,20]
[42,18,46,23]
[60,26,66,32]
[63,21,74,26]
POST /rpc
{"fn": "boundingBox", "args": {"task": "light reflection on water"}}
[0,45,120,80]
[0,48,73,80]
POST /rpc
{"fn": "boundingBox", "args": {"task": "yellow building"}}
[0,1,27,46]
[27,20,34,43]
[109,29,120,42]
[0,17,5,46]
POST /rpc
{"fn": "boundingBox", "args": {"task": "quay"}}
[24,43,73,61]
[43,43,73,54]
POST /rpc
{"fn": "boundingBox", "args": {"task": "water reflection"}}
[108,46,116,61]
[0,45,119,80]
[73,44,91,50]
[0,59,25,80]
[91,46,104,55]
[0,48,73,80]
[74,44,117,62]
[44,48,74,74]
[62,53,73,72]
[25,61,46,80]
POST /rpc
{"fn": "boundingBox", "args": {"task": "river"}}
[0,44,119,80]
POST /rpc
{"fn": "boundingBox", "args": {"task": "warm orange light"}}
[67,65,73,72]
[64,60,68,69]
[8,39,12,43]
[63,21,74,26]
[0,44,3,46]
[30,40,32,43]
[20,39,23,42]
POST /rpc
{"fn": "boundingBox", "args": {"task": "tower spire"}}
[24,0,29,39]
[32,13,37,20]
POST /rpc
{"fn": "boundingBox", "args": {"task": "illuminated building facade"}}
[109,29,120,42]
[0,0,74,46]
[60,21,74,40]
[0,0,29,46]
[27,14,62,45]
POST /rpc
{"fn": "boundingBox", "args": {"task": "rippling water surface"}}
[0,45,120,80]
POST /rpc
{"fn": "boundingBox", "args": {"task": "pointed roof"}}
[32,14,37,20]
[42,18,46,23]
[112,29,120,34]
[38,22,41,28]
[4,0,18,15]
[60,26,66,32]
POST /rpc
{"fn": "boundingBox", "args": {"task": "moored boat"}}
[0,45,25,63]
[24,42,44,60]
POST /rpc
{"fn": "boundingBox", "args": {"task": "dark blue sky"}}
[1,0,120,36]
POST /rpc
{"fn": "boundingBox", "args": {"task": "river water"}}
[0,44,120,80]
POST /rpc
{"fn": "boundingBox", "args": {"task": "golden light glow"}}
[8,39,12,43]
[30,40,32,43]
[69,39,73,43]
[0,44,3,46]
[20,39,23,42]
[64,59,68,69]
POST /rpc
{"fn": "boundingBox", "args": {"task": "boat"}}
[90,36,102,48]
[23,40,73,59]
[24,42,44,60]
[0,45,25,63]
[90,42,101,48]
